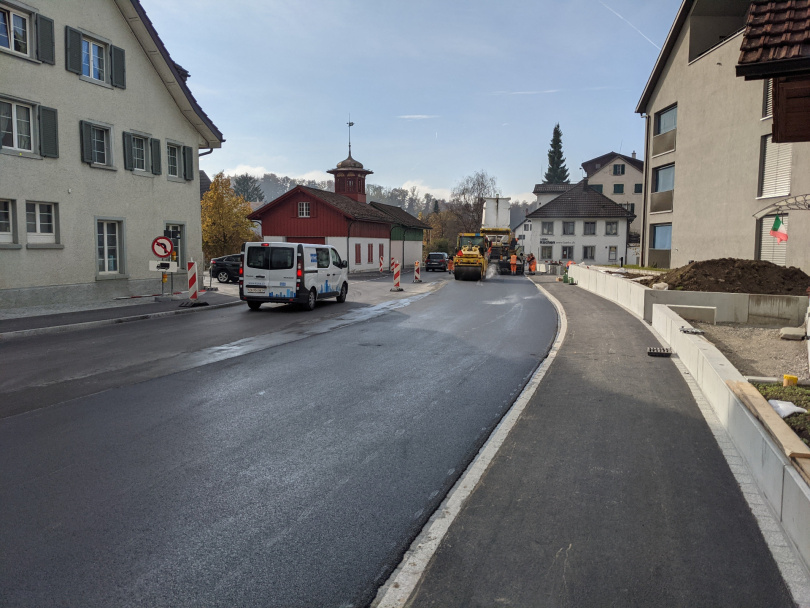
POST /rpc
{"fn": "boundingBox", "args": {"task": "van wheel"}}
[304,289,317,311]
[336,283,348,303]
[247,301,261,311]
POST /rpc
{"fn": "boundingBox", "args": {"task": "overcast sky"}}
[140,0,680,202]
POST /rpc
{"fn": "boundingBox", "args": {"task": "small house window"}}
[541,221,553,235]
[0,6,28,55]
[584,222,595,235]
[540,245,552,259]
[563,221,575,235]
[82,38,105,81]
[561,246,573,259]
[606,221,618,236]
[167,144,179,177]
[609,246,617,261]
[634,183,642,194]
[298,201,310,218]
[0,99,32,151]
[613,183,624,194]
[612,164,625,176]
[583,246,595,260]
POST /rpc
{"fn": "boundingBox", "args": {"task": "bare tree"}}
[447,170,499,232]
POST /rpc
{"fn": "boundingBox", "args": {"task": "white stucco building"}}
[1,0,223,307]
[521,179,636,266]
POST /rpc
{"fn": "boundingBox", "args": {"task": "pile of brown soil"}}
[639,258,810,295]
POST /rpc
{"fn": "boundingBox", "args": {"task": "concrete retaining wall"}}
[567,265,808,326]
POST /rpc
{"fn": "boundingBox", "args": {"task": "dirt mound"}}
[640,258,810,295]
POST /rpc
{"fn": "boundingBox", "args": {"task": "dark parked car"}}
[210,254,241,283]
[425,252,449,272]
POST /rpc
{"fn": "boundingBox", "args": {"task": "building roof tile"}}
[369,202,431,229]
[581,151,644,177]
[526,180,636,220]
[738,0,810,77]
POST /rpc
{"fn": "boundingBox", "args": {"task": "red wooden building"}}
[248,151,428,271]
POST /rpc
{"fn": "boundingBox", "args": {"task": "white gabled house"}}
[522,179,636,266]
[1,0,223,307]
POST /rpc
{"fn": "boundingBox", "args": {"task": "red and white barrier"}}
[187,261,198,300]
[379,256,384,272]
[390,261,403,292]
[413,261,422,283]
[390,257,395,272]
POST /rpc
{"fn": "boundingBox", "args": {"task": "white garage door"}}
[759,214,788,266]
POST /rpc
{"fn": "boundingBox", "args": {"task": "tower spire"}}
[347,114,354,156]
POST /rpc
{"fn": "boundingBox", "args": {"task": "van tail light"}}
[297,259,303,279]
[239,266,243,276]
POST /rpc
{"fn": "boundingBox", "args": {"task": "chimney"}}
[583,178,589,188]
[632,151,637,159]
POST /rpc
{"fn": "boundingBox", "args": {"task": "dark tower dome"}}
[328,148,373,203]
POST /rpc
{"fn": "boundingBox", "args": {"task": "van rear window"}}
[247,247,294,270]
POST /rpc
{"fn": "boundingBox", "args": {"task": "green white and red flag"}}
[770,215,788,243]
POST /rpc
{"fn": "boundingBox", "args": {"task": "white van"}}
[239,242,349,311]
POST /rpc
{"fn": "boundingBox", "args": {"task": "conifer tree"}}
[542,123,570,184]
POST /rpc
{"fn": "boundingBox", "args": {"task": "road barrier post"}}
[413,261,422,283]
[379,256,384,273]
[391,261,404,292]
[187,261,198,300]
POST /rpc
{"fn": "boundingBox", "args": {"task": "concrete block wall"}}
[569,265,808,325]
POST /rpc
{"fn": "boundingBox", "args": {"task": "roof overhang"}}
[737,57,810,80]
[115,0,224,148]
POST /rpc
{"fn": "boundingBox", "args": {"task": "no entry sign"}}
[152,236,174,258]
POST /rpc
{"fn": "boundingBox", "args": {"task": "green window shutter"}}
[150,138,161,175]
[182,145,193,181]
[79,121,93,163]
[39,107,59,158]
[36,15,55,64]
[122,131,133,170]
[110,45,126,89]
[65,26,82,74]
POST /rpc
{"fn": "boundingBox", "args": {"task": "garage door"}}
[759,214,788,266]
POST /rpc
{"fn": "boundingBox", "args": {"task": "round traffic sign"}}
[152,236,174,258]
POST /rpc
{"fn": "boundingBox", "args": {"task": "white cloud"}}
[293,170,332,182]
[400,180,452,200]
[505,191,536,204]
[397,115,439,120]
[224,165,269,177]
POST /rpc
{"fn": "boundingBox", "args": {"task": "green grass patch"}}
[754,383,810,445]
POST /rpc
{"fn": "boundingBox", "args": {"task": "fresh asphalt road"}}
[0,273,557,607]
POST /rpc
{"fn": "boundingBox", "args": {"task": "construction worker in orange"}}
[527,252,536,274]
[510,252,517,275]
[448,256,454,273]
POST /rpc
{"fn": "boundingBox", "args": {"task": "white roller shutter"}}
[759,214,787,266]
[760,135,792,198]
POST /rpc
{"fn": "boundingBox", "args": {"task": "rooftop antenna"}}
[347,114,354,156]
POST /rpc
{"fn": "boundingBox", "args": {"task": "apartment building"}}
[636,0,810,272]
[0,0,223,307]
[581,151,644,237]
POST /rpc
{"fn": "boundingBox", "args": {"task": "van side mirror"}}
[342,261,348,268]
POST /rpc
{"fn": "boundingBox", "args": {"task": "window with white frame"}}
[561,246,573,259]
[759,134,792,198]
[563,221,575,235]
[167,144,179,177]
[0,5,28,56]
[93,126,109,164]
[298,201,310,218]
[609,246,617,261]
[612,164,625,176]
[132,135,146,170]
[0,199,13,243]
[0,99,32,151]
[583,246,595,260]
[584,222,596,235]
[540,245,552,259]
[524,220,531,231]
[26,201,55,243]
[97,220,120,273]
[82,37,105,81]
[541,221,553,235]
[606,221,618,236]
[165,223,183,265]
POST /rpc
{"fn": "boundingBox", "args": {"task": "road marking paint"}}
[371,284,566,608]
